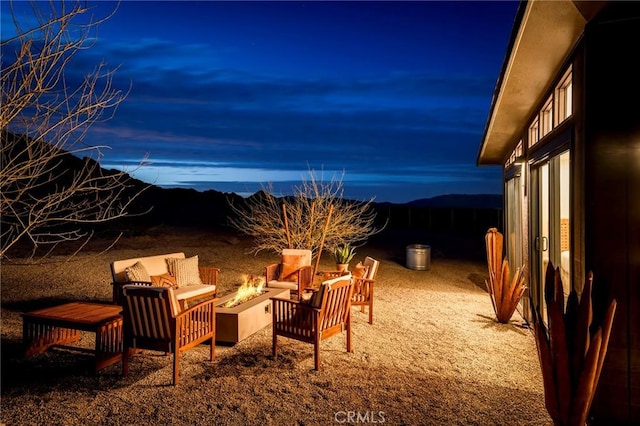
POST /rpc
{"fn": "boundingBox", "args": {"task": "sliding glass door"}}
[505,167,524,281]
[505,166,526,316]
[530,151,571,324]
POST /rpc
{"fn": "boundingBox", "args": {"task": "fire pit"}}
[216,275,289,344]
[221,275,266,308]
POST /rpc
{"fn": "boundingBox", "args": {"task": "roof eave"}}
[477,0,603,166]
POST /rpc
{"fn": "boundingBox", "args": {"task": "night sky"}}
[2,1,519,203]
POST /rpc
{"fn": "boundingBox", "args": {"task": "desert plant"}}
[484,228,527,323]
[532,263,617,426]
[229,169,385,260]
[332,244,356,265]
[1,1,146,259]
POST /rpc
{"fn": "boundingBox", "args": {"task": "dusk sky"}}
[2,1,519,203]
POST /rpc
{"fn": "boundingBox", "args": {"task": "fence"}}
[374,205,503,236]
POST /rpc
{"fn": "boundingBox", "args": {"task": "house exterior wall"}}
[572,44,587,307]
[582,3,640,422]
[498,2,639,422]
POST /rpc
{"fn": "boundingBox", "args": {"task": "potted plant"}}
[333,244,356,272]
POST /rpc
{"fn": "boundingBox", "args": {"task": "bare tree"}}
[1,1,146,259]
[229,169,385,260]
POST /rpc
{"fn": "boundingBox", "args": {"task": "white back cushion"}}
[111,252,185,282]
[363,256,379,280]
[281,249,312,265]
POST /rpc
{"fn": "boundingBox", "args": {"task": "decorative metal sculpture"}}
[484,228,526,323]
[532,264,616,426]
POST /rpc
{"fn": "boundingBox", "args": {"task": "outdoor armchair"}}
[121,285,217,386]
[322,256,379,324]
[265,249,314,299]
[271,274,353,370]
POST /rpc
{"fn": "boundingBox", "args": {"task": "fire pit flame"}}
[223,274,266,308]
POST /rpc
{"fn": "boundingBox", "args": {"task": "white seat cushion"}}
[174,284,216,301]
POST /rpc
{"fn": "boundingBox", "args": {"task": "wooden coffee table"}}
[22,302,123,373]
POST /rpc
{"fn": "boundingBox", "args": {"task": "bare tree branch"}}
[229,168,386,261]
[1,1,148,260]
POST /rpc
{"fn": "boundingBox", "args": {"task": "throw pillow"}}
[279,262,300,282]
[279,253,308,282]
[151,273,178,289]
[308,283,326,309]
[166,255,203,287]
[352,262,369,279]
[125,261,151,282]
[282,252,308,265]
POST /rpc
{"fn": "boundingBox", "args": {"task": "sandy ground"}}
[0,227,551,425]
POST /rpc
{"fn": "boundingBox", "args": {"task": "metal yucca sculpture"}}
[532,263,616,426]
[484,228,527,323]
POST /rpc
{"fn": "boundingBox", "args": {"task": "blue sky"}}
[2,1,518,203]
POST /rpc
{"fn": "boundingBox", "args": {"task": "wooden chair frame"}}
[322,256,379,324]
[265,249,314,298]
[271,276,353,370]
[121,285,217,385]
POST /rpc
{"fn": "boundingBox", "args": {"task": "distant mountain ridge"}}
[404,193,502,209]
[3,132,502,235]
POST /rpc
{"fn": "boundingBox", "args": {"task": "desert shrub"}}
[229,169,384,261]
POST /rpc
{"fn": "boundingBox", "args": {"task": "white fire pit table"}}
[215,287,289,344]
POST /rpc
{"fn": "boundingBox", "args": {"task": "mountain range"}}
[2,131,502,234]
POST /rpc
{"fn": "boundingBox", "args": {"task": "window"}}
[505,169,524,273]
[528,117,540,148]
[505,141,523,167]
[529,66,572,150]
[515,140,523,158]
[541,96,553,137]
[555,66,573,124]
